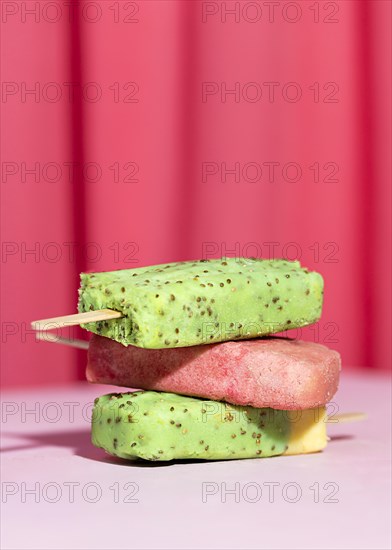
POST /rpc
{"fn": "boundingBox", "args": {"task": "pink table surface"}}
[1,371,391,550]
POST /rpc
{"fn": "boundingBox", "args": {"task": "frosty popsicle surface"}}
[91,391,327,461]
[87,335,340,410]
[78,258,324,348]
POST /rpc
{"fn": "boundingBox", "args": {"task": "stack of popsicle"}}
[74,257,341,461]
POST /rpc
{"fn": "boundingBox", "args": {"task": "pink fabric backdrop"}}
[2,0,391,387]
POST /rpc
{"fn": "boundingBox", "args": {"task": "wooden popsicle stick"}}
[35,331,89,350]
[328,412,367,423]
[31,309,123,331]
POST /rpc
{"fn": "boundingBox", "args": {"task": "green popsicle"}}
[91,391,327,461]
[78,257,323,348]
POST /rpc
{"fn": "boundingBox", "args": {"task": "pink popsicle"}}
[87,335,341,410]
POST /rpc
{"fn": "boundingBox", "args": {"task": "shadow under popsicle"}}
[0,429,208,467]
